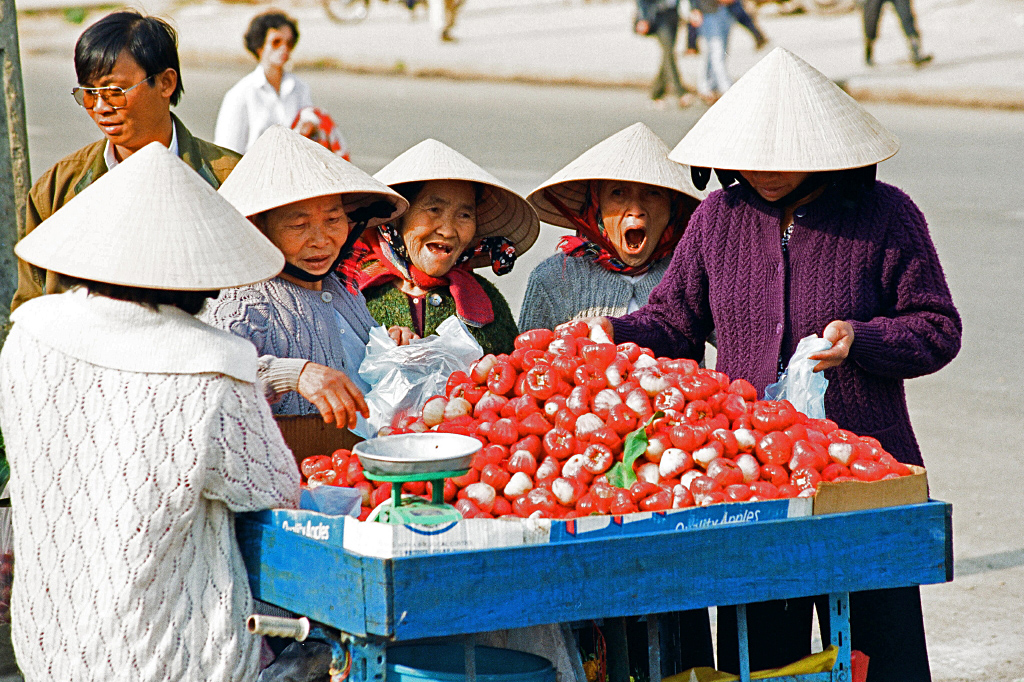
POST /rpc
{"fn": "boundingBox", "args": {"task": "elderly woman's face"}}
[261,194,350,276]
[739,171,811,203]
[598,181,672,267]
[400,180,477,277]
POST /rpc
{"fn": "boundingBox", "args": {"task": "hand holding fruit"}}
[809,321,854,373]
[297,362,370,429]
[388,325,419,346]
[557,317,614,344]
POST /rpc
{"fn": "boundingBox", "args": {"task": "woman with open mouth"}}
[201,126,414,433]
[353,139,539,356]
[586,49,961,682]
[519,122,704,333]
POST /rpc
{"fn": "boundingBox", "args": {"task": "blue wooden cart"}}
[237,499,952,682]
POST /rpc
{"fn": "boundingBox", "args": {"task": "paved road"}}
[21,55,1024,681]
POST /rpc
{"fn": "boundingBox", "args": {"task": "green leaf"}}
[606,412,664,489]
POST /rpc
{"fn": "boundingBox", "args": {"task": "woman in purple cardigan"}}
[588,49,960,681]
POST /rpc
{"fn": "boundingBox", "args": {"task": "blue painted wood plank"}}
[239,502,951,639]
[385,502,950,639]
[237,514,371,635]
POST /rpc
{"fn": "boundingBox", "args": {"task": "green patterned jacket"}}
[362,275,518,356]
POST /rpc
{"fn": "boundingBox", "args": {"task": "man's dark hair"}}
[57,274,217,316]
[74,11,184,106]
[244,11,300,59]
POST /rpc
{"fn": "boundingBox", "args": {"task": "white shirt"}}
[104,123,178,170]
[214,67,314,154]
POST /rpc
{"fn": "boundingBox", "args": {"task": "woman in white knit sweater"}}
[202,126,412,432]
[519,123,703,332]
[0,144,300,681]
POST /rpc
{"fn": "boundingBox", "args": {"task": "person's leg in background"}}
[728,1,767,49]
[702,7,733,101]
[862,0,884,65]
[890,0,932,64]
[652,12,692,106]
[686,21,699,54]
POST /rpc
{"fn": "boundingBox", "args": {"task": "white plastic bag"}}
[354,316,483,438]
[763,334,832,419]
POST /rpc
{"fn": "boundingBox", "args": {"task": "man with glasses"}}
[12,11,242,311]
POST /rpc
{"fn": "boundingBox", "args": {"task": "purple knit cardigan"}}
[611,181,961,466]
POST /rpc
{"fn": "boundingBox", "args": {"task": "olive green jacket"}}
[363,276,518,356]
[11,115,241,311]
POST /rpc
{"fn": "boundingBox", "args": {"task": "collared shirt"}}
[617,270,649,313]
[103,123,179,170]
[213,67,313,154]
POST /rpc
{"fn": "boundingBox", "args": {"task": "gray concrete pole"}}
[0,0,30,342]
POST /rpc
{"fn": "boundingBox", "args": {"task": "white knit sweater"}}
[0,291,300,682]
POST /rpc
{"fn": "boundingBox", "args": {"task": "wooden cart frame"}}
[238,500,952,682]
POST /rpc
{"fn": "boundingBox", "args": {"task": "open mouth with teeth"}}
[426,242,455,257]
[622,226,649,254]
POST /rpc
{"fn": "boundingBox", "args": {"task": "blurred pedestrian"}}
[635,0,695,107]
[690,0,735,104]
[863,0,932,66]
[215,11,312,153]
[429,0,465,42]
[686,1,766,55]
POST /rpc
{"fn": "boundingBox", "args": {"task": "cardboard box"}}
[812,464,928,515]
[275,415,363,468]
[249,497,813,559]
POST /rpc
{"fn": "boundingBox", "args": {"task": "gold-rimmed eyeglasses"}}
[72,75,154,110]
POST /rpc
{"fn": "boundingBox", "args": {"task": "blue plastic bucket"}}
[387,644,556,682]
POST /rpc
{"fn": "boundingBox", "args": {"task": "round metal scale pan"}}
[353,433,482,476]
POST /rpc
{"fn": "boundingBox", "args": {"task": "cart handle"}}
[248,614,311,641]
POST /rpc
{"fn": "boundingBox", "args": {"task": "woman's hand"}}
[557,317,615,344]
[689,9,703,27]
[296,362,369,429]
[809,321,855,373]
[388,325,419,346]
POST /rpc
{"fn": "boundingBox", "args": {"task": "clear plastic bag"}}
[354,316,483,438]
[763,334,832,419]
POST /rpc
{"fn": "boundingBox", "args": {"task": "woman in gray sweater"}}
[519,122,703,333]
[201,126,412,430]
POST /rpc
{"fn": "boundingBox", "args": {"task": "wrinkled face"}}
[81,51,176,154]
[597,180,673,267]
[739,171,811,203]
[258,26,295,69]
[261,194,350,275]
[400,180,477,277]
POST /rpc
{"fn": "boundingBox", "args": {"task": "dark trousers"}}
[650,12,686,99]
[718,587,932,682]
[729,1,765,43]
[863,0,920,41]
[585,609,714,679]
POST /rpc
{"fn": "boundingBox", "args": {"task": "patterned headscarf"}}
[547,181,692,275]
[348,225,517,328]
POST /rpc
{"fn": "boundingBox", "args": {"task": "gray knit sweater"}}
[518,253,670,331]
[200,275,379,416]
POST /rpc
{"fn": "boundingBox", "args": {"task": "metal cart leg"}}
[647,614,662,682]
[827,592,851,682]
[464,634,477,682]
[736,604,751,682]
[348,636,388,682]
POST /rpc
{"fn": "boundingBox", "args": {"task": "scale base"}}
[374,499,463,525]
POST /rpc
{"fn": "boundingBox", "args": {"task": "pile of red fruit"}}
[300,324,915,521]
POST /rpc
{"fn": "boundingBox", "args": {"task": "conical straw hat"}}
[528,122,705,228]
[219,125,408,226]
[669,48,899,172]
[15,143,284,290]
[373,139,540,265]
